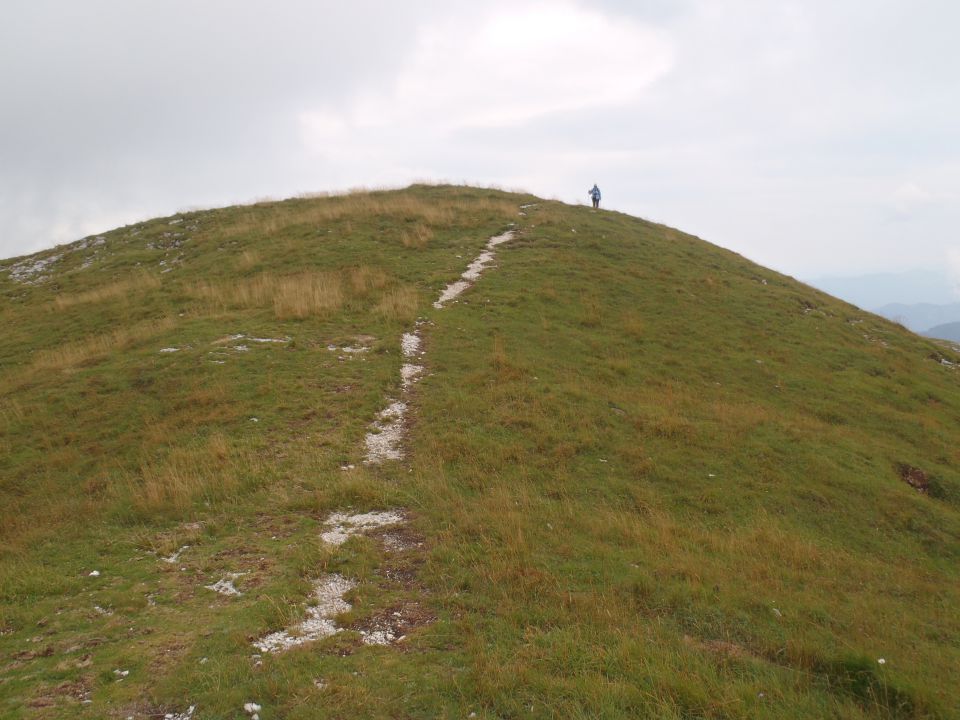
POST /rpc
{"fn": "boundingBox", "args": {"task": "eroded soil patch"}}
[897,463,930,493]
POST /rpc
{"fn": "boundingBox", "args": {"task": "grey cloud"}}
[1,0,959,289]
[1,0,446,255]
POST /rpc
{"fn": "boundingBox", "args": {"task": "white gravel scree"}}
[252,574,357,653]
[320,510,405,545]
[364,229,514,464]
[433,230,514,309]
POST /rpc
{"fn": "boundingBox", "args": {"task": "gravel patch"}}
[252,574,356,653]
[320,510,405,546]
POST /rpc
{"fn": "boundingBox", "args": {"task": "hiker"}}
[588,184,601,209]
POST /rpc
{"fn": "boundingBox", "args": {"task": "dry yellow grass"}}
[221,190,516,239]
[0,398,26,430]
[207,431,229,461]
[273,273,344,319]
[375,285,419,322]
[125,431,252,512]
[52,272,162,310]
[135,450,239,512]
[349,265,389,296]
[32,317,176,372]
[237,249,261,271]
[192,272,344,319]
[401,223,434,249]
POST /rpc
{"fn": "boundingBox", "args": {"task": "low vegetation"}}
[0,185,957,718]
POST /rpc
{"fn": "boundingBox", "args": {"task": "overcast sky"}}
[2,0,958,285]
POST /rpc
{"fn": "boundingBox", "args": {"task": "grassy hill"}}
[1,185,958,719]
[924,321,960,344]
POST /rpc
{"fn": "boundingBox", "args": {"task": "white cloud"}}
[300,1,673,156]
[892,182,935,214]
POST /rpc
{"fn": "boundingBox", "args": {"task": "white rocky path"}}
[248,225,517,665]
[363,228,515,463]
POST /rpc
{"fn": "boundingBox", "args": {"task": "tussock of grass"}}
[236,248,261,270]
[32,317,176,371]
[52,271,162,309]
[121,441,253,515]
[216,189,518,245]
[401,223,434,249]
[192,271,344,319]
[349,265,389,296]
[376,285,419,323]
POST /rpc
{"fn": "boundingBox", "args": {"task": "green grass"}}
[0,186,958,718]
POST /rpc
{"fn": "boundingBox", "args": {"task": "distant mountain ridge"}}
[924,320,960,342]
[807,270,960,334]
[807,269,957,310]
[874,301,960,333]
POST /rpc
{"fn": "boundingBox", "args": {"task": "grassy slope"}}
[0,186,958,719]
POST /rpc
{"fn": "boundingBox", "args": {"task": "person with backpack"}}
[588,184,601,209]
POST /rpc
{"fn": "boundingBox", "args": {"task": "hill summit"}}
[1,185,958,718]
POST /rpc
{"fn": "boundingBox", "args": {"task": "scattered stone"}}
[364,401,407,463]
[434,230,514,309]
[213,334,246,344]
[6,253,63,284]
[381,531,423,552]
[353,602,434,647]
[159,347,180,353]
[204,575,245,597]
[163,706,196,720]
[361,629,396,645]
[161,546,190,564]
[401,333,421,357]
[320,511,405,546]
[401,363,423,388]
[327,344,369,354]
[253,574,356,653]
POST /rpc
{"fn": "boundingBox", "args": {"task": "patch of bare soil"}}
[27,676,92,709]
[897,463,930,493]
[351,601,436,647]
[683,634,759,662]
